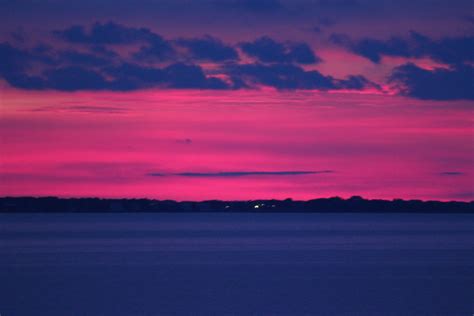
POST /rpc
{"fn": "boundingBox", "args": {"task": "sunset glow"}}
[1,0,472,200]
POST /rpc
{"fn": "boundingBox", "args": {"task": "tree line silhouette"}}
[0,196,472,213]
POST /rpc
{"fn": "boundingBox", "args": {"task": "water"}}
[1,213,473,316]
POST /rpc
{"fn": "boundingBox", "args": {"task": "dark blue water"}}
[1,213,473,315]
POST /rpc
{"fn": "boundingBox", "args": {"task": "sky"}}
[0,0,473,201]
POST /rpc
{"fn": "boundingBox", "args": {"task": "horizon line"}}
[1,195,472,203]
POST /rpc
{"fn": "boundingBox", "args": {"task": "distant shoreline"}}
[1,196,473,213]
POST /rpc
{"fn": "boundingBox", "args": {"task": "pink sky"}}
[1,88,472,201]
[0,1,472,201]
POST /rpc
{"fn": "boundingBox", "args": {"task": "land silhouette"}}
[0,196,472,213]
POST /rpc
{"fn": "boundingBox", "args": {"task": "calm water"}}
[1,213,473,316]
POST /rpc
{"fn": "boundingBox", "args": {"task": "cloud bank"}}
[0,22,472,99]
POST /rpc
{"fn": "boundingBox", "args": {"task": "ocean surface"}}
[1,213,473,316]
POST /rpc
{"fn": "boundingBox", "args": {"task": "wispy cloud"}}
[30,105,128,114]
[175,138,192,144]
[148,173,166,177]
[148,170,333,177]
[439,171,465,176]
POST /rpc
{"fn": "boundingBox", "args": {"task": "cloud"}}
[0,42,32,76]
[1,57,230,91]
[176,138,193,144]
[80,106,117,114]
[45,66,113,91]
[58,50,113,66]
[241,36,321,64]
[31,105,129,114]
[53,21,160,45]
[0,42,114,90]
[102,63,166,90]
[148,173,166,177]
[132,37,176,62]
[389,63,474,100]
[439,172,465,176]
[336,75,379,90]
[227,63,379,90]
[92,63,230,90]
[105,62,232,91]
[176,36,239,62]
[0,43,50,89]
[330,31,473,100]
[54,21,176,62]
[89,45,119,58]
[330,32,474,65]
[0,42,54,78]
[148,170,333,177]
[228,63,331,89]
[0,22,378,93]
[164,63,230,89]
[0,39,374,92]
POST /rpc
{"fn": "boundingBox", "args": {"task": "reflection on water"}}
[1,213,473,315]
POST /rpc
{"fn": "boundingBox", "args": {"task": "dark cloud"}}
[89,45,119,58]
[389,63,474,100]
[440,172,465,176]
[0,43,230,91]
[65,63,229,91]
[330,33,411,63]
[58,50,112,66]
[53,21,160,45]
[148,170,332,177]
[0,22,379,93]
[103,63,166,90]
[330,31,473,100]
[132,37,175,62]
[431,35,474,65]
[336,75,380,90]
[58,105,129,113]
[164,63,230,89]
[241,36,321,64]
[148,173,166,177]
[0,42,54,76]
[0,42,32,76]
[0,39,374,92]
[0,42,54,89]
[176,36,238,62]
[227,63,378,90]
[54,22,176,62]
[228,63,332,89]
[44,66,111,91]
[330,32,474,65]
[31,105,129,114]
[176,138,193,144]
[2,72,46,90]
[0,43,227,91]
